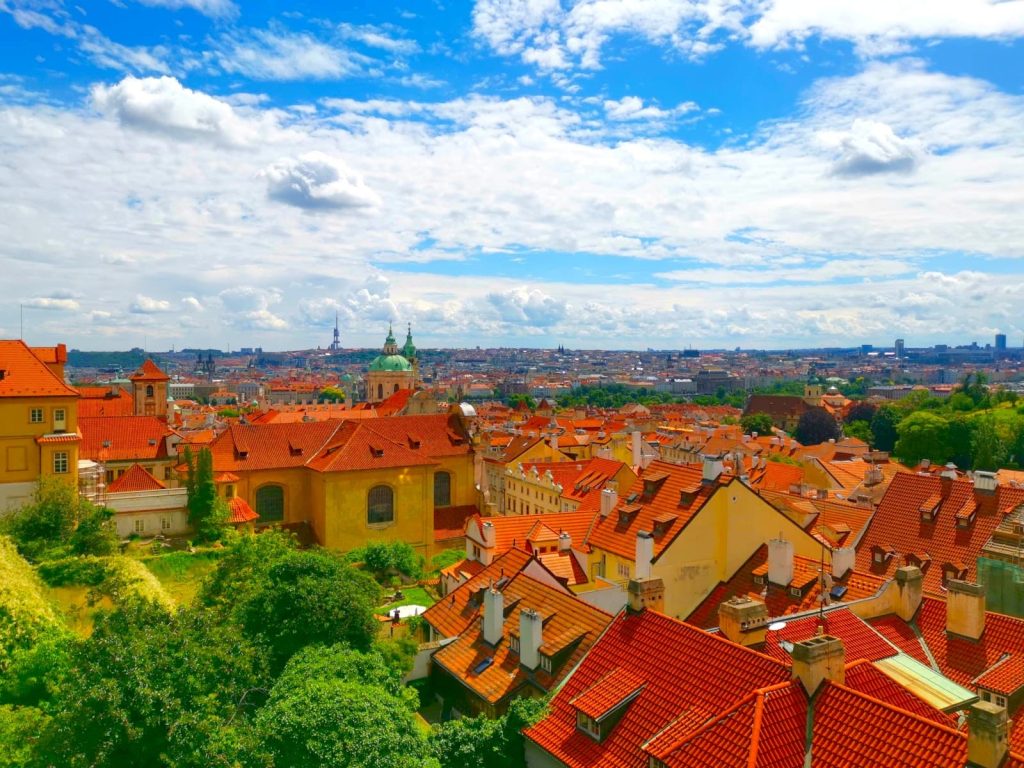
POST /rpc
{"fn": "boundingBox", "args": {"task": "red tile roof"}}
[810,683,967,768]
[434,505,479,543]
[431,572,613,706]
[422,548,536,639]
[842,659,957,727]
[129,359,169,382]
[227,496,259,524]
[686,546,888,629]
[467,511,598,556]
[758,608,898,666]
[855,473,1024,594]
[975,653,1024,696]
[106,463,166,493]
[79,416,173,462]
[524,610,791,768]
[650,681,807,768]
[866,615,932,666]
[0,340,78,398]
[76,385,134,417]
[570,668,645,720]
[584,461,724,562]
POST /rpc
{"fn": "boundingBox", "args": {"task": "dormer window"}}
[576,712,601,740]
[919,494,941,522]
[540,654,552,673]
[510,635,520,654]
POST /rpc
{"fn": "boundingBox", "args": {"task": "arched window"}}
[368,485,394,525]
[394,383,400,393]
[377,384,384,400]
[255,485,284,522]
[146,385,154,398]
[434,471,452,508]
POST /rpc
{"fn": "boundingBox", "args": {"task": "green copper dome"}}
[369,354,412,372]
[402,323,416,359]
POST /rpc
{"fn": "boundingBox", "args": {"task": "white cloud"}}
[337,23,419,54]
[130,294,172,313]
[213,27,365,81]
[487,286,567,327]
[181,296,203,310]
[261,152,381,211]
[823,119,922,176]
[91,76,271,146]
[603,95,698,121]
[218,286,287,330]
[131,0,238,19]
[24,296,80,311]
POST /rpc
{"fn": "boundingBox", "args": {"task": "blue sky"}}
[2,0,1024,351]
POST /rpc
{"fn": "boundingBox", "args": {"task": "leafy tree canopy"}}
[740,412,774,435]
[793,409,840,446]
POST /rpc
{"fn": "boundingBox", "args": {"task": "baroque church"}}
[366,324,418,404]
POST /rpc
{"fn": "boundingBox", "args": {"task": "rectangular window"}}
[617,563,630,579]
[53,452,68,474]
[134,519,145,533]
[53,408,66,430]
[106,470,114,484]
[30,407,44,423]
[161,517,171,531]
[540,655,552,673]
[164,466,172,480]
[576,711,601,740]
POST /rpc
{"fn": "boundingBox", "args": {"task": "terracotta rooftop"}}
[227,496,259,524]
[79,416,173,462]
[129,359,169,382]
[106,463,166,493]
[0,340,78,398]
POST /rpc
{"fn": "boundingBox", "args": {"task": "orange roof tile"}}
[758,608,898,666]
[227,496,259,524]
[79,416,173,462]
[0,340,78,398]
[467,511,598,556]
[76,385,134,417]
[434,505,478,542]
[843,659,957,727]
[975,653,1024,696]
[431,572,613,706]
[106,463,166,493]
[570,668,645,720]
[129,359,169,382]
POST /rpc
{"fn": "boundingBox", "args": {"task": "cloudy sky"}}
[2,0,1024,352]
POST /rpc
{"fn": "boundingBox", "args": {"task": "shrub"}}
[0,537,63,674]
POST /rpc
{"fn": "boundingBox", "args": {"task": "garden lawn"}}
[375,586,435,616]
[140,550,223,605]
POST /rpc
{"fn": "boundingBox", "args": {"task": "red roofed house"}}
[430,571,613,718]
[102,462,189,537]
[0,341,80,511]
[583,457,829,620]
[206,411,476,555]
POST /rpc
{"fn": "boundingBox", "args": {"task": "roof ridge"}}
[824,682,963,737]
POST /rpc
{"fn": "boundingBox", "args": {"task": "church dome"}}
[369,354,412,372]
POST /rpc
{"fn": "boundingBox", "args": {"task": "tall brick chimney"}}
[791,635,845,696]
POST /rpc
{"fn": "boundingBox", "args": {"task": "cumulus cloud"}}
[487,286,567,327]
[130,294,172,313]
[24,296,80,311]
[261,152,382,211]
[219,286,287,330]
[825,119,922,176]
[181,296,203,310]
[91,76,268,146]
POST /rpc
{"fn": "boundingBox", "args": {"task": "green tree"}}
[240,550,381,671]
[346,541,424,580]
[35,599,267,768]
[894,411,951,465]
[844,401,877,425]
[844,420,874,446]
[870,405,901,452]
[319,386,347,403]
[1,478,116,560]
[198,529,297,616]
[793,409,840,446]
[0,704,49,768]
[946,416,975,469]
[252,660,429,768]
[429,696,547,768]
[971,416,1006,471]
[740,412,773,435]
[185,448,228,543]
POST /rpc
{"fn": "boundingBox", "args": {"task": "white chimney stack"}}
[974,470,997,494]
[702,455,724,484]
[768,537,794,586]
[831,545,856,579]
[519,608,543,670]
[635,530,654,579]
[558,531,571,552]
[600,487,618,517]
[481,520,496,548]
[550,433,559,456]
[483,587,504,645]
[631,430,642,467]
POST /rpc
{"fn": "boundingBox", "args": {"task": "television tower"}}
[329,312,341,352]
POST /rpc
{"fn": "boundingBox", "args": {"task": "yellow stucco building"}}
[208,411,475,555]
[0,341,80,511]
[583,457,829,619]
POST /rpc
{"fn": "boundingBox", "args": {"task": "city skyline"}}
[3,1,1024,350]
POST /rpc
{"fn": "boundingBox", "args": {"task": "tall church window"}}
[146,385,154,398]
[394,384,400,393]
[434,471,452,508]
[255,485,284,522]
[368,485,394,525]
[377,384,384,400]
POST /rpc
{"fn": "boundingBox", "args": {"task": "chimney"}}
[718,595,769,647]
[482,587,504,645]
[519,608,543,670]
[947,580,986,640]
[550,433,559,456]
[831,545,856,579]
[974,470,998,495]
[940,474,955,500]
[791,635,845,696]
[600,487,618,517]
[631,430,642,467]
[895,565,924,621]
[702,454,724,484]
[626,577,664,614]
[558,531,571,552]
[635,530,654,580]
[966,701,1011,768]
[481,520,496,548]
[768,537,794,586]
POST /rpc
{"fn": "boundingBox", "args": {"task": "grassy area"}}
[140,550,223,606]
[44,584,114,636]
[375,585,435,616]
